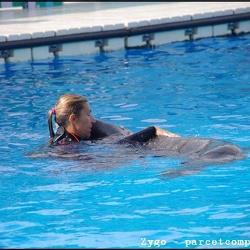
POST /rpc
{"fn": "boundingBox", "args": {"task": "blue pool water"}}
[0,34,250,249]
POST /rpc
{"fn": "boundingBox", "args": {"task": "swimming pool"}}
[0,33,249,248]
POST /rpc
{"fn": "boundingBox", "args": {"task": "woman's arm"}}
[155,127,180,137]
[117,126,179,145]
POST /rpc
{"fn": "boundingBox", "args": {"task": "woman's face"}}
[69,102,95,139]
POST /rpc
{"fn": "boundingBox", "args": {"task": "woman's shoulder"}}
[51,127,78,146]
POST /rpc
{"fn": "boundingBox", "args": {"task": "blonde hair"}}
[47,93,88,141]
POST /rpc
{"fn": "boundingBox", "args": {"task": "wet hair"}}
[47,93,88,142]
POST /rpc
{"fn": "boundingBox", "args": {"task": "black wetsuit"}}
[51,126,82,146]
[51,119,157,146]
[117,126,157,146]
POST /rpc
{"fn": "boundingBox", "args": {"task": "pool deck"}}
[1,2,250,36]
[0,2,250,62]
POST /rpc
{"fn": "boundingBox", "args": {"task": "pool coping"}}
[1,11,250,51]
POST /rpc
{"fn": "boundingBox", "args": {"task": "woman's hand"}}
[155,127,180,137]
[119,125,133,135]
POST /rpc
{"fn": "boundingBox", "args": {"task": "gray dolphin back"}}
[148,136,243,162]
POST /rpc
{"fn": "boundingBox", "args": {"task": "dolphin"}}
[90,119,246,179]
[91,119,243,162]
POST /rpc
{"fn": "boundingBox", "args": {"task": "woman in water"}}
[47,93,180,146]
